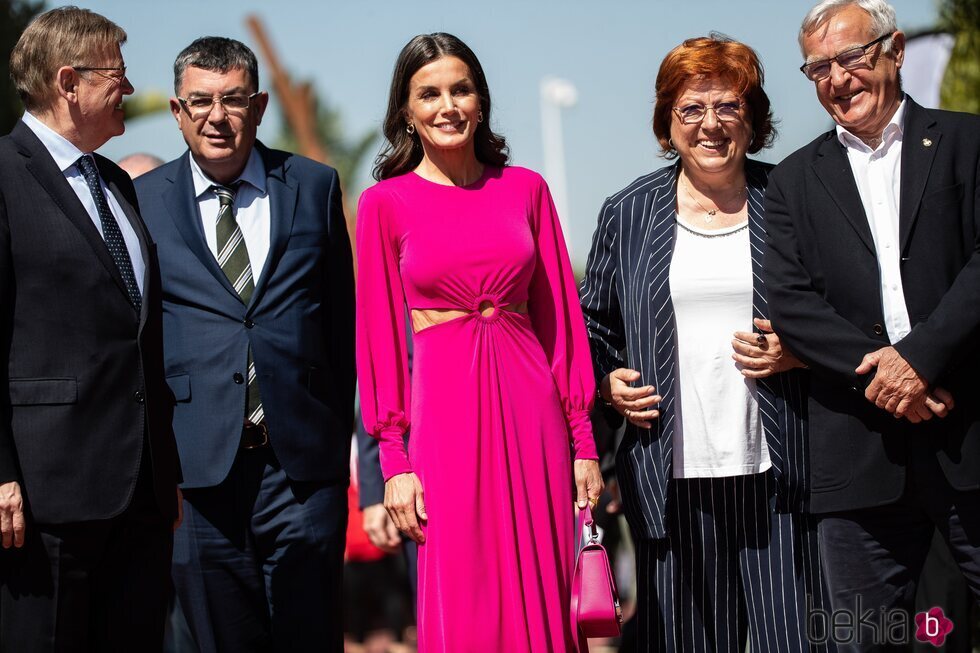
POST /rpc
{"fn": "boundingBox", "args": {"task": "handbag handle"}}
[577,503,600,546]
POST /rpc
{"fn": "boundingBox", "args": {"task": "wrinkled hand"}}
[0,481,25,549]
[173,486,184,532]
[855,346,952,422]
[573,459,604,510]
[732,318,805,379]
[363,503,401,553]
[600,368,661,429]
[384,472,427,545]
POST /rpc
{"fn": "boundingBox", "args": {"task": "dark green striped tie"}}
[213,184,263,424]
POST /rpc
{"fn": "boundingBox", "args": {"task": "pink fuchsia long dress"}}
[356,166,598,653]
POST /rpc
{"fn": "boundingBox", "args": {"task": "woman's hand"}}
[732,318,805,379]
[574,459,604,510]
[600,368,661,429]
[383,472,427,544]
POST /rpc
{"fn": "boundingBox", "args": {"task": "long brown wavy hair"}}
[373,33,509,181]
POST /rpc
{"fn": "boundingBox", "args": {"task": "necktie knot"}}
[76,154,98,182]
[211,183,239,209]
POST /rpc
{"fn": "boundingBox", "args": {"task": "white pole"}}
[540,77,578,256]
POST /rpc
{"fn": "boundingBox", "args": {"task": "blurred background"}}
[3,0,977,269]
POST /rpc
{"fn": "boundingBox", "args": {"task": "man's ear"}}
[169,97,183,125]
[56,66,78,101]
[252,91,270,125]
[891,31,906,69]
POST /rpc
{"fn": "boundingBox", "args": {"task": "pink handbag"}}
[570,504,622,651]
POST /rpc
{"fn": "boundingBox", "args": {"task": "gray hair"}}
[799,0,898,58]
[173,36,259,96]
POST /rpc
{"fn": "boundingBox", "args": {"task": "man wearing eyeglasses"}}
[0,7,183,651]
[764,0,980,644]
[134,36,353,651]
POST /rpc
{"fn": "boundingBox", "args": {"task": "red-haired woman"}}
[581,35,832,651]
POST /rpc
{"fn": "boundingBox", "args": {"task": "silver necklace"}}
[680,174,745,224]
[676,219,748,238]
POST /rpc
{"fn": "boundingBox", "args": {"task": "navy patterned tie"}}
[212,184,263,424]
[76,155,142,313]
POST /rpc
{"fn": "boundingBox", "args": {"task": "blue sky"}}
[77,0,938,266]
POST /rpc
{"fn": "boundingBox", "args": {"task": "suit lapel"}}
[12,123,132,303]
[745,161,785,483]
[811,133,876,255]
[250,144,297,309]
[899,99,940,251]
[162,153,240,300]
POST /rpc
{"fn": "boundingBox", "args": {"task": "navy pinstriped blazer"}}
[580,159,808,541]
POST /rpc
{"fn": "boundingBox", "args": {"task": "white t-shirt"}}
[669,217,771,478]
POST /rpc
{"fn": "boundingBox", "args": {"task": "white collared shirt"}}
[837,98,910,343]
[189,150,271,283]
[21,112,145,293]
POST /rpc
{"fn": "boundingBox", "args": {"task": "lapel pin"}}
[922,138,933,148]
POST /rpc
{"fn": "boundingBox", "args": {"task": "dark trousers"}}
[817,448,980,652]
[173,446,347,653]
[633,472,832,652]
[913,531,973,653]
[0,457,173,653]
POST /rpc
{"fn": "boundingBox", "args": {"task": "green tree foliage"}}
[1,0,44,134]
[939,0,980,113]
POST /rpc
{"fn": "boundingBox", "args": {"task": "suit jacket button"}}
[233,372,244,384]
[873,323,884,336]
[133,390,144,404]
[244,319,254,329]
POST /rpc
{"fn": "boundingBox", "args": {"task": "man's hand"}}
[856,346,951,421]
[363,503,401,553]
[0,480,25,549]
[173,487,184,532]
[384,472,426,545]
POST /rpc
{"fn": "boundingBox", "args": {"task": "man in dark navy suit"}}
[0,7,181,651]
[135,36,354,652]
[766,0,980,646]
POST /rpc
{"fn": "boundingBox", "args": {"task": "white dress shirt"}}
[189,150,270,282]
[669,218,771,478]
[21,111,145,293]
[837,98,910,343]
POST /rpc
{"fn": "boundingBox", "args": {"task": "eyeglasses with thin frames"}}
[177,92,261,120]
[799,33,892,81]
[672,101,744,125]
[73,66,127,83]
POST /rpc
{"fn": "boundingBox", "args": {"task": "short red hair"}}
[652,35,776,158]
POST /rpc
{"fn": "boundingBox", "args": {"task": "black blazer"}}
[0,121,180,524]
[764,97,980,514]
[581,160,808,540]
[135,144,355,488]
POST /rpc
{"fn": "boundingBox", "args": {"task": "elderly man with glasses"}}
[134,36,354,652]
[764,0,980,648]
[0,7,182,651]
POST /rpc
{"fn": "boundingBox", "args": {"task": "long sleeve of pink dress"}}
[356,166,597,653]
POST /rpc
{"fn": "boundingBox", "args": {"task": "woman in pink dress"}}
[356,33,603,653]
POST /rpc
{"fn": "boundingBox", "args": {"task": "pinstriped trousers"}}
[632,472,834,652]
